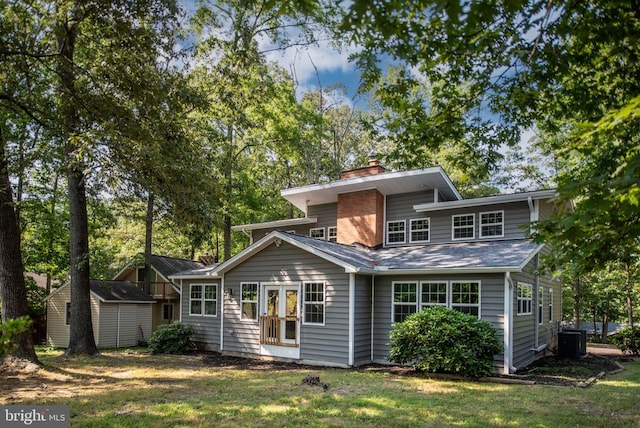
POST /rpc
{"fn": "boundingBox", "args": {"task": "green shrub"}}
[0,317,32,358]
[388,306,502,378]
[613,326,640,355]
[148,322,194,355]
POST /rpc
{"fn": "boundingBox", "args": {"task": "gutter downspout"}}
[349,273,355,366]
[220,275,225,352]
[505,272,517,374]
[240,228,253,245]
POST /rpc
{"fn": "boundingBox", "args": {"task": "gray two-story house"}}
[171,160,562,374]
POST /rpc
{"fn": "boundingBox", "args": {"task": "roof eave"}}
[414,189,557,212]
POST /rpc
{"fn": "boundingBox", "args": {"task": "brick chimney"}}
[340,155,386,180]
[336,157,385,247]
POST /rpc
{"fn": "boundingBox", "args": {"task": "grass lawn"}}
[1,348,638,427]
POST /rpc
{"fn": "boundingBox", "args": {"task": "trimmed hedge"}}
[388,306,502,378]
[148,322,194,355]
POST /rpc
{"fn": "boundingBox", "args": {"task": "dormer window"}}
[452,214,475,240]
[309,227,325,239]
[480,211,504,237]
[386,220,406,244]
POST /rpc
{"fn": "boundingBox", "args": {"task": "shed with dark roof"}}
[46,280,154,349]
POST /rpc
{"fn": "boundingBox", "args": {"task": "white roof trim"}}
[231,217,317,232]
[414,190,556,212]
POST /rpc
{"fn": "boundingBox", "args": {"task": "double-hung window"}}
[190,284,217,316]
[410,218,430,243]
[65,302,71,325]
[303,282,325,324]
[517,282,533,315]
[451,281,480,316]
[241,283,259,321]
[387,220,406,244]
[310,227,325,239]
[452,214,475,240]
[480,211,504,237]
[548,289,554,322]
[393,282,418,323]
[328,226,337,242]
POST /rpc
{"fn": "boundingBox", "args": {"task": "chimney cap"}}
[368,154,380,167]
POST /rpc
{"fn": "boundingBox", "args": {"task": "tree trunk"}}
[0,127,39,362]
[144,192,154,294]
[56,2,98,356]
[572,277,580,329]
[624,261,634,327]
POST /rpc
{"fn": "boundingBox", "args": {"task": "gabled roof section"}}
[281,166,462,214]
[413,189,556,212]
[112,254,205,282]
[90,280,155,303]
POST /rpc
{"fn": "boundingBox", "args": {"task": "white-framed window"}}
[480,211,504,237]
[303,282,325,325]
[420,282,447,308]
[452,214,475,240]
[538,286,544,325]
[65,302,71,326]
[162,303,174,321]
[451,281,480,316]
[548,289,554,322]
[410,218,430,243]
[517,282,533,315]
[392,282,418,323]
[190,284,217,316]
[309,227,325,239]
[328,226,337,242]
[241,282,259,321]
[393,281,482,325]
[387,220,406,244]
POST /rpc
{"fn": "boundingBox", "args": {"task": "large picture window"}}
[517,282,533,315]
[190,284,217,316]
[303,282,325,324]
[452,214,475,240]
[241,283,259,321]
[480,211,504,237]
[410,218,430,243]
[387,220,406,244]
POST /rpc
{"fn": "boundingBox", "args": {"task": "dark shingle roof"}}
[149,255,204,280]
[90,280,155,302]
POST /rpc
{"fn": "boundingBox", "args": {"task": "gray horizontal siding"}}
[180,279,221,350]
[386,200,531,247]
[354,275,372,365]
[373,273,506,370]
[223,241,351,366]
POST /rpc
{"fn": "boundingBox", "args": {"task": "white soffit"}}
[281,167,462,212]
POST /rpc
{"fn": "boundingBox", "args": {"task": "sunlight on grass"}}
[2,350,637,427]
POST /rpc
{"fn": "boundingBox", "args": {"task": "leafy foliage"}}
[388,306,502,378]
[148,322,195,355]
[0,317,32,358]
[613,326,640,355]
